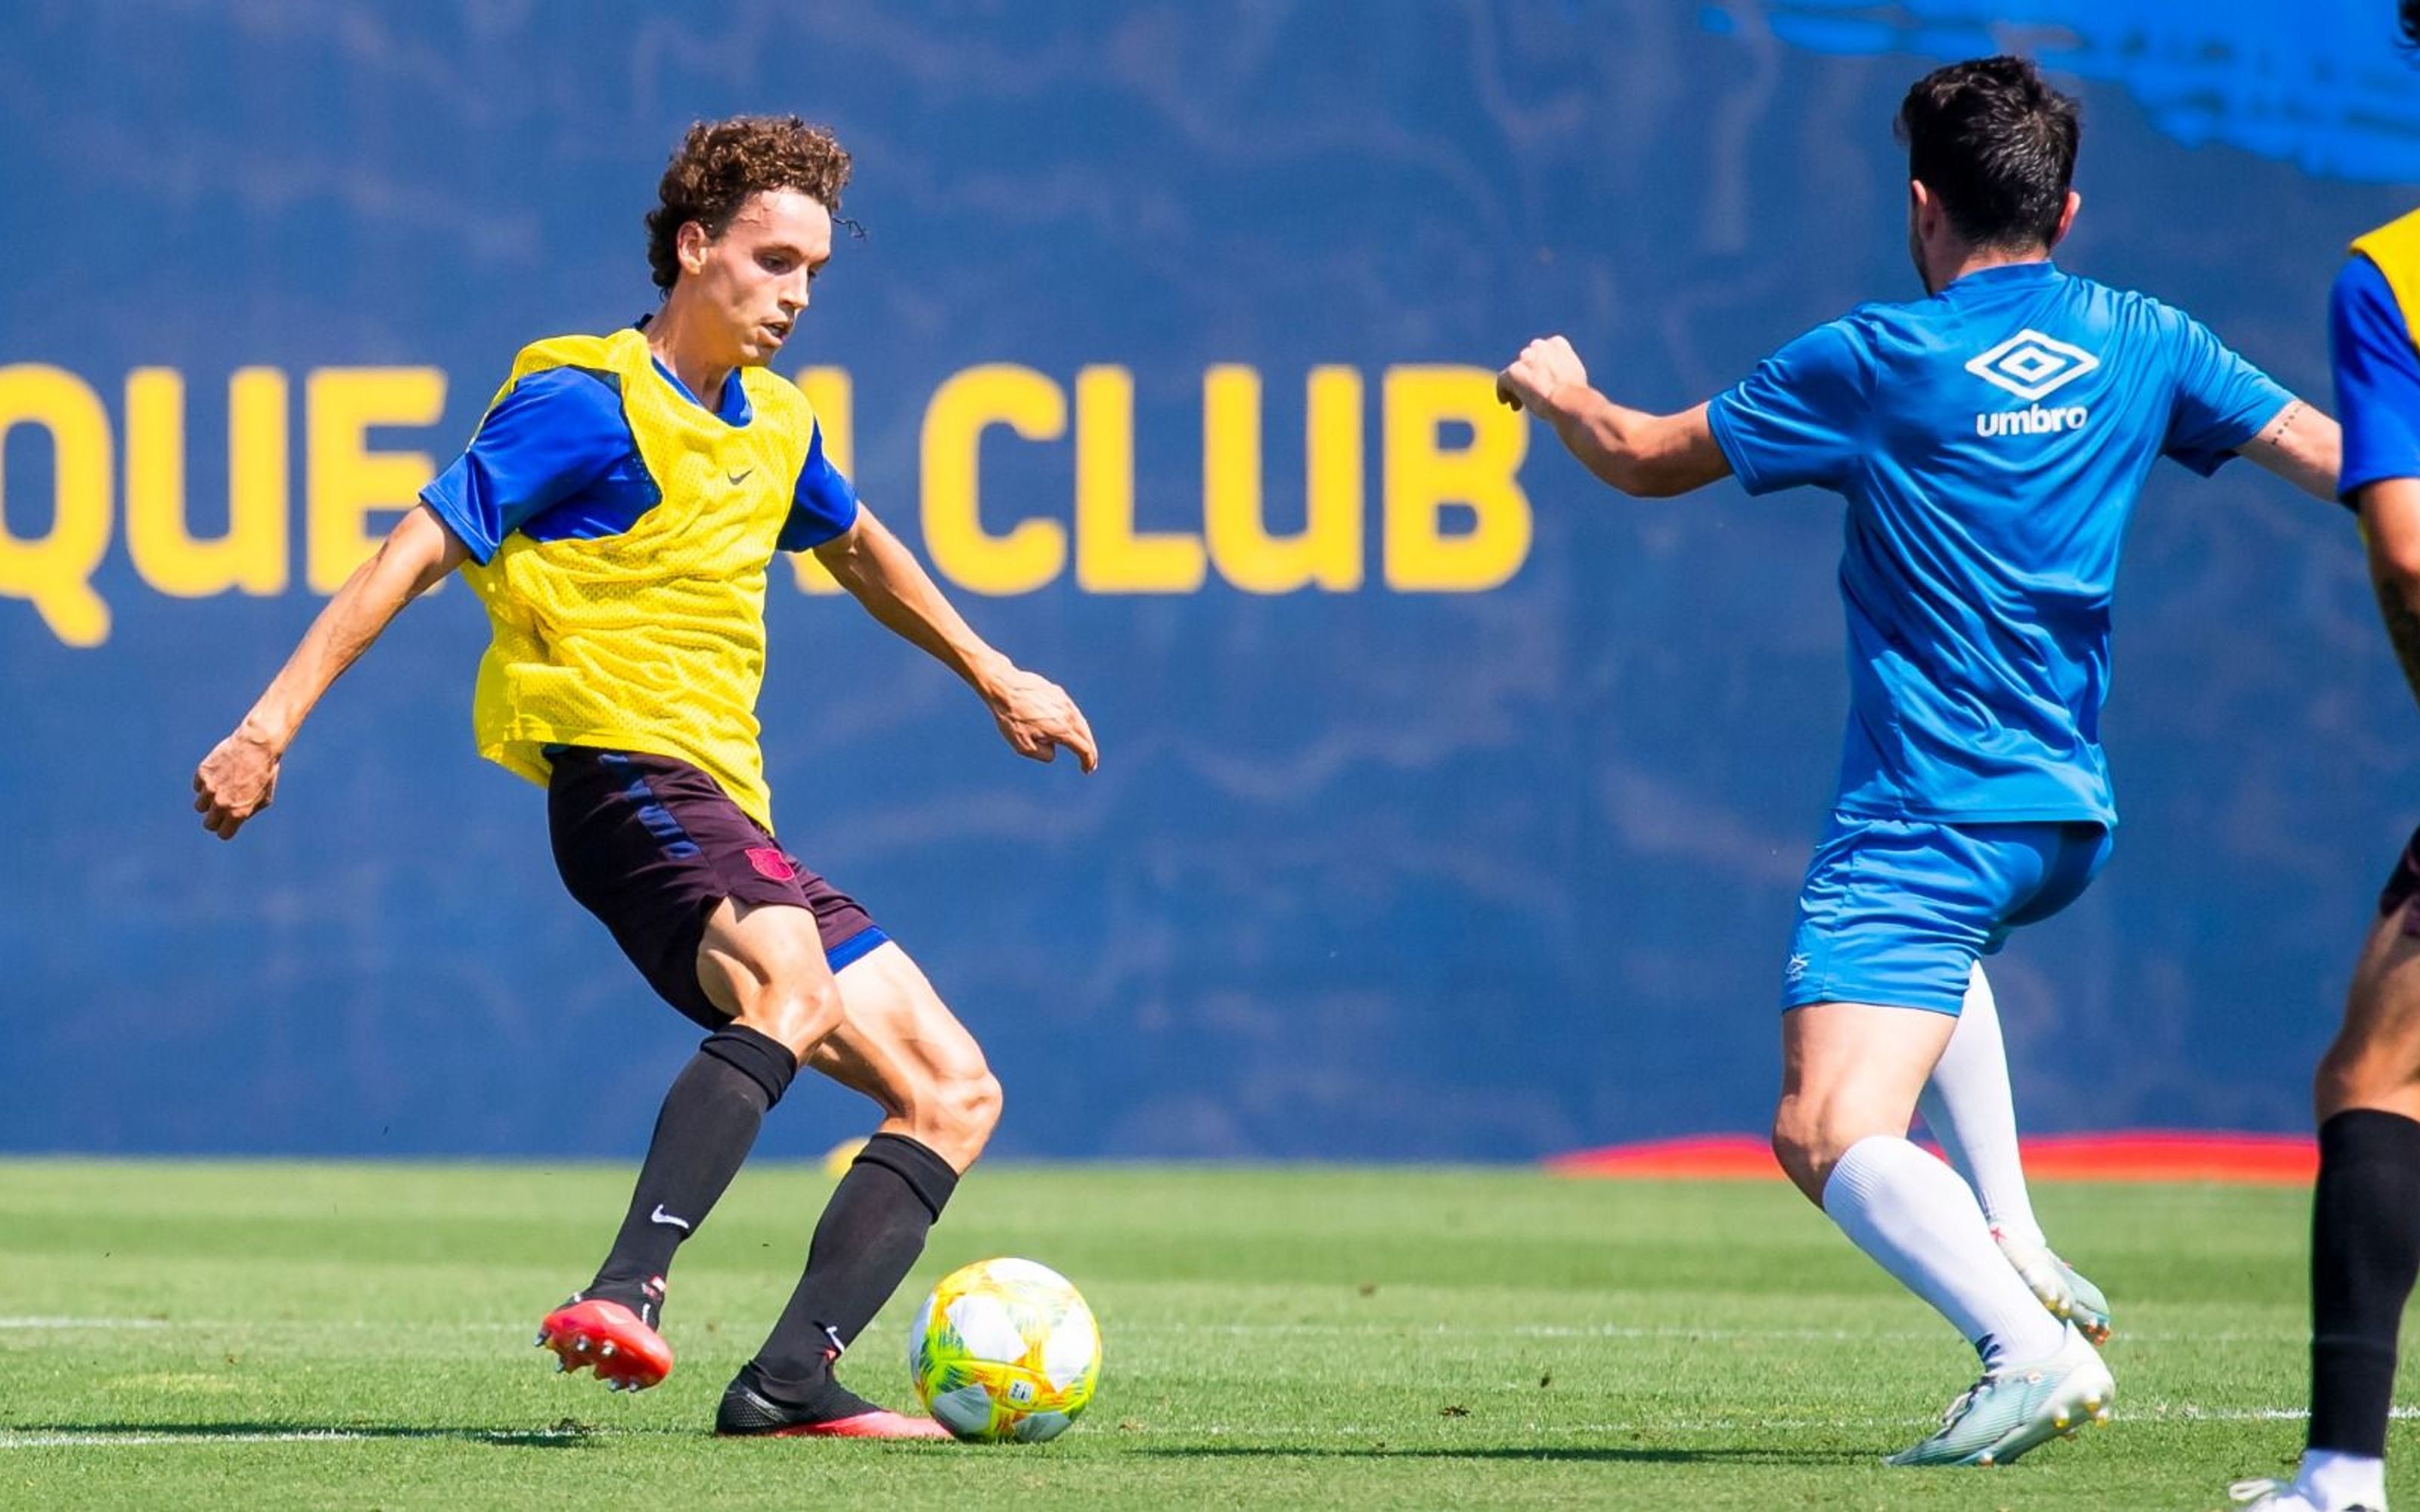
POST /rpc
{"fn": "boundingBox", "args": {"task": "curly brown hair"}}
[645,116,852,293]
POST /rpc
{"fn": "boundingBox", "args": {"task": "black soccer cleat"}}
[714,1362,951,1440]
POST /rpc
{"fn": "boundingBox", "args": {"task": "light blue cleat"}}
[1996,1227,2114,1345]
[1885,1325,2114,1467]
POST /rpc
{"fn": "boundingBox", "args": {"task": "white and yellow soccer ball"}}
[908,1256,1101,1442]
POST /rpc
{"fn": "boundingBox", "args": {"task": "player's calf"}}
[725,1132,963,1437]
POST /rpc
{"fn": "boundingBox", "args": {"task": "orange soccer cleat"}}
[535,1293,675,1393]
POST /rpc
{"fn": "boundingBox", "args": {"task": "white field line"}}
[1128,1320,2306,1346]
[5,1408,2416,1450]
[0,1429,592,1448]
[0,1317,2307,1346]
[1181,1406,2420,1436]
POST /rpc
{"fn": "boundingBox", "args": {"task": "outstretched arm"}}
[1496,335,1731,498]
[2236,398,2342,503]
[194,503,468,839]
[814,506,1098,773]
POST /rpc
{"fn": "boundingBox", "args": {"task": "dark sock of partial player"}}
[2308,1108,2420,1457]
[588,1024,800,1309]
[746,1132,961,1407]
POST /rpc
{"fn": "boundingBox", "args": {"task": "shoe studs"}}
[534,1331,551,1348]
[599,1343,616,1359]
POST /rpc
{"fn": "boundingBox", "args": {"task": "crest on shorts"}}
[746,846,799,882]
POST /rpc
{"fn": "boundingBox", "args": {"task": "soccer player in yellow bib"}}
[2229,9,2420,1507]
[192,116,1097,1440]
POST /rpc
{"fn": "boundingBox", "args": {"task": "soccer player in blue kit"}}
[1498,57,2341,1466]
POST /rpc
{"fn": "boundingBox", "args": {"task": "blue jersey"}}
[2333,247,2420,500]
[1707,262,2291,825]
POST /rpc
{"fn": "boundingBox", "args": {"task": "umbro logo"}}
[1965,330,2099,402]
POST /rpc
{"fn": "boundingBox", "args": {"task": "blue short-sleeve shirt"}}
[2334,254,2420,502]
[1705,262,2291,824]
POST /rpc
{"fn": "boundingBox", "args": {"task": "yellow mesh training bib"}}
[458,329,823,832]
[2354,209,2420,349]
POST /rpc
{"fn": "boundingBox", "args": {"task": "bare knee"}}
[2315,1034,2420,1121]
[914,1067,1002,1171]
[1772,1002,1947,1206]
[2317,920,2420,1120]
[1770,1101,1838,1204]
[1772,1094,1908,1206]
[2315,1046,2362,1121]
[737,978,844,1059]
[2314,974,2420,1120]
[700,903,848,1056]
[957,1068,1004,1143]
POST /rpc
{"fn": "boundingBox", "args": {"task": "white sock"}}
[1822,1134,2068,1371]
[2298,1448,2387,1510]
[1918,964,2047,1250]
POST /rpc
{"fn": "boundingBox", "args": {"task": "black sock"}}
[590,1025,799,1309]
[748,1132,960,1404]
[2309,1108,2420,1457]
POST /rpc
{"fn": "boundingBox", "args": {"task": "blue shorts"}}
[1780,813,2114,1016]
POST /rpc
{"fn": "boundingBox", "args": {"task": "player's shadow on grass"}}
[1134,1444,1879,1465]
[12,1422,603,1448]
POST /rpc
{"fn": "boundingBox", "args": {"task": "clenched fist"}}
[194,727,282,840]
[1496,335,1590,420]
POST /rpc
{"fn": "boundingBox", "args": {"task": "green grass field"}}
[1,1160,2406,1510]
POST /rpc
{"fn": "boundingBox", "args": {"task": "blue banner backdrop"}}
[2,1,2412,1159]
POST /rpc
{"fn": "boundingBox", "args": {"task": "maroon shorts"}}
[546,747,886,1028]
[2381,824,2420,937]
